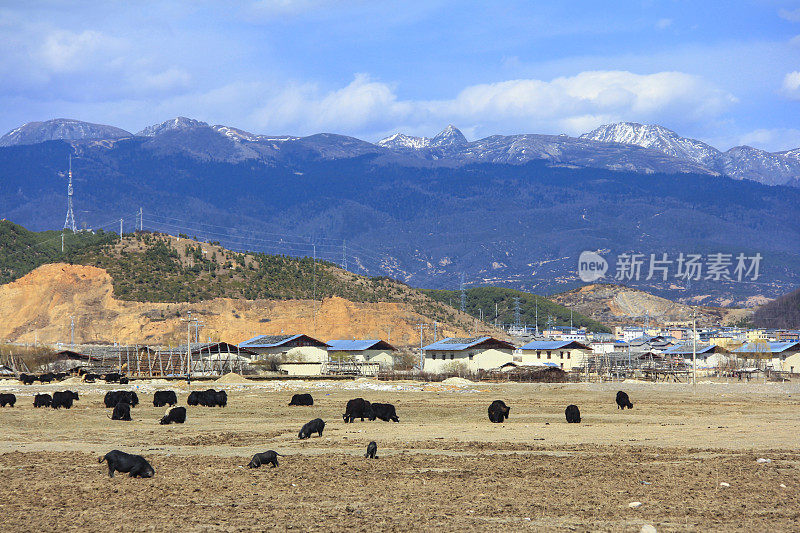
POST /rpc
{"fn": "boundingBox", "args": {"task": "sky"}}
[1,1,799,151]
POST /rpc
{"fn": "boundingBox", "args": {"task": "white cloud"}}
[244,71,736,138]
[779,8,800,22]
[244,71,737,139]
[737,128,800,151]
[782,71,800,98]
[39,30,126,73]
[656,18,673,30]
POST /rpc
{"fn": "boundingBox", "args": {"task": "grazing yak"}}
[160,406,186,425]
[109,401,132,421]
[104,391,139,409]
[565,404,581,423]
[343,398,371,423]
[365,441,378,459]
[119,377,129,385]
[34,393,52,408]
[153,390,178,407]
[248,450,282,468]
[187,389,227,407]
[488,400,510,423]
[0,393,16,407]
[298,418,325,439]
[289,393,313,406]
[368,402,399,422]
[99,450,154,478]
[616,391,633,410]
[37,373,55,383]
[82,373,100,383]
[52,390,79,409]
[103,373,122,383]
[19,374,36,385]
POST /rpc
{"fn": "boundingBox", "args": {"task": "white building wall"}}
[423,348,513,373]
[517,348,589,371]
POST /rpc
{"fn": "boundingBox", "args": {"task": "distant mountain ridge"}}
[0,118,132,147]
[580,122,800,186]
[0,121,798,306]
[3,117,799,186]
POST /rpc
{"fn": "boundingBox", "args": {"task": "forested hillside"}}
[421,286,610,333]
[751,288,800,329]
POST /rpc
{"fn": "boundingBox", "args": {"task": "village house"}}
[238,334,329,362]
[662,343,731,370]
[516,340,591,371]
[326,339,396,369]
[732,341,800,373]
[422,336,516,373]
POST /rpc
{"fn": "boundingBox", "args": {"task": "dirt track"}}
[1,379,799,531]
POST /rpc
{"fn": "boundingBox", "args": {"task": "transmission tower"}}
[63,155,76,232]
[460,273,466,313]
[513,297,521,327]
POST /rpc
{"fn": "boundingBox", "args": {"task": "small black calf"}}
[248,450,281,468]
[153,390,178,407]
[160,406,186,425]
[110,401,132,421]
[488,399,510,423]
[298,418,325,439]
[289,393,313,406]
[99,450,154,478]
[34,393,52,408]
[0,393,16,407]
[616,391,633,410]
[365,441,377,459]
[565,404,581,423]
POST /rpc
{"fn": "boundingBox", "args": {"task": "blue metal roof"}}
[422,336,518,351]
[664,344,720,355]
[732,341,800,354]
[327,339,394,351]
[238,334,329,348]
[519,340,589,350]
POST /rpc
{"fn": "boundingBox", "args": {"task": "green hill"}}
[421,286,611,333]
[0,220,115,284]
[0,220,609,334]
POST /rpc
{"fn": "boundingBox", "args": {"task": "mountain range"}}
[0,116,798,307]
[2,118,800,187]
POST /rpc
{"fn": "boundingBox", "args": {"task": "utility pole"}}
[138,207,143,232]
[535,296,539,336]
[415,323,431,370]
[119,218,123,240]
[312,242,317,334]
[460,273,466,313]
[692,307,697,392]
[181,314,201,377]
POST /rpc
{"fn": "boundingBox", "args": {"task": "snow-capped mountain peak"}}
[430,124,468,148]
[377,132,431,150]
[210,125,259,142]
[580,122,720,167]
[136,117,209,137]
[0,118,132,147]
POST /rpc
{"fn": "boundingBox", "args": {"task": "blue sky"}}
[1,0,799,150]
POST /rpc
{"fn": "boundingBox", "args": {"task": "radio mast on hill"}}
[64,155,76,232]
